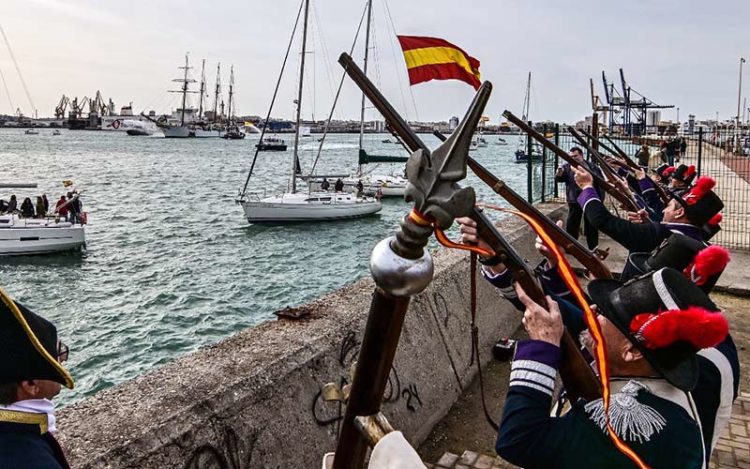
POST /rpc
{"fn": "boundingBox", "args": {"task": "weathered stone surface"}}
[57,208,561,468]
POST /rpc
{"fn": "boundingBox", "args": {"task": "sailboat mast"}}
[228,65,234,124]
[523,71,531,121]
[291,0,310,194]
[180,54,190,127]
[213,63,221,123]
[198,59,206,120]
[357,0,373,174]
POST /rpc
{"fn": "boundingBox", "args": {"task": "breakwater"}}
[57,204,564,468]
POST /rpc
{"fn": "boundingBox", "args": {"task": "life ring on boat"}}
[111,119,121,130]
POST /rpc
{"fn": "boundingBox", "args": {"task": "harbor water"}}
[0,129,544,407]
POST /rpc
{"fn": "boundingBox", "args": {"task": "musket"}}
[568,127,641,213]
[580,129,638,171]
[503,111,640,212]
[433,130,612,276]
[582,130,671,205]
[332,52,489,469]
[471,207,601,402]
[350,74,601,397]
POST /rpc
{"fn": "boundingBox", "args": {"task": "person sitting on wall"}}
[20,197,35,218]
[334,178,344,192]
[0,290,75,468]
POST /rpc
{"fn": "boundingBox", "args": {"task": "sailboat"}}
[237,0,381,223]
[308,0,408,198]
[141,55,195,138]
[514,72,543,163]
[222,66,246,139]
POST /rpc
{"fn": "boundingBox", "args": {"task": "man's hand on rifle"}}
[634,167,647,180]
[571,165,593,190]
[515,283,563,346]
[627,208,650,224]
[456,216,506,274]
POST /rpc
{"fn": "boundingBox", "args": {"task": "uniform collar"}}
[0,399,56,434]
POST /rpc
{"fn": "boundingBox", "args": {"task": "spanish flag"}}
[397,36,481,90]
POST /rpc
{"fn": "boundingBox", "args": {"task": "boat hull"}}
[241,194,381,223]
[256,144,288,151]
[162,126,191,138]
[0,221,85,256]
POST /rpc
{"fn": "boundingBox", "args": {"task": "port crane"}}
[598,68,673,136]
[55,95,69,119]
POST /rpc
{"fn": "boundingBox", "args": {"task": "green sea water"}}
[0,128,546,407]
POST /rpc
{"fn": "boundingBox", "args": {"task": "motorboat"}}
[223,126,246,140]
[24,129,39,135]
[241,191,381,223]
[0,214,85,255]
[256,136,288,151]
[496,137,508,145]
[125,121,154,136]
[52,129,61,136]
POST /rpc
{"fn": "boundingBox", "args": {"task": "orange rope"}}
[481,204,650,469]
[408,209,494,257]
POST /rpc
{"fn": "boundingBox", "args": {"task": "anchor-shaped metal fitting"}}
[321,362,357,403]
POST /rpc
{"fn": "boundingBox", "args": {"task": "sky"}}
[1,0,748,124]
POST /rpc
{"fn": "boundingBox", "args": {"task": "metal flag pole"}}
[329,52,491,469]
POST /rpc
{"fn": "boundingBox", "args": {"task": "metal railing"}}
[525,123,750,249]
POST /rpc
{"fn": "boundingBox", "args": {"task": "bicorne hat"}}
[589,268,728,391]
[627,234,730,294]
[0,289,74,388]
[671,164,697,185]
[672,176,724,227]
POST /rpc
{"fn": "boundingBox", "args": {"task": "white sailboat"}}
[238,0,381,223]
[0,184,85,256]
[308,0,408,198]
[514,72,543,163]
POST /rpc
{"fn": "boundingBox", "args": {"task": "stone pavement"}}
[711,392,750,469]
[426,450,515,469]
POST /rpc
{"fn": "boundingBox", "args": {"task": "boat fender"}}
[80,213,88,225]
[112,119,121,130]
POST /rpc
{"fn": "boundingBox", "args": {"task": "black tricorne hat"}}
[0,289,74,388]
[589,268,723,391]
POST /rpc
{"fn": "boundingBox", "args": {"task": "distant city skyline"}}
[1,0,748,124]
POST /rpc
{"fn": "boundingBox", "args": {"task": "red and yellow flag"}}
[397,36,481,90]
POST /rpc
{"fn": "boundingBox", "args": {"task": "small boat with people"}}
[52,129,61,136]
[0,183,86,256]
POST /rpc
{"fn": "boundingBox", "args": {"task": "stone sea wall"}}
[58,205,565,469]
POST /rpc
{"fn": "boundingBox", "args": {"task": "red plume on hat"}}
[663,166,676,177]
[684,177,716,205]
[685,245,730,285]
[630,307,728,350]
[685,165,696,180]
[708,213,723,226]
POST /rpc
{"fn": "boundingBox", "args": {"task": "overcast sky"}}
[1,0,748,124]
